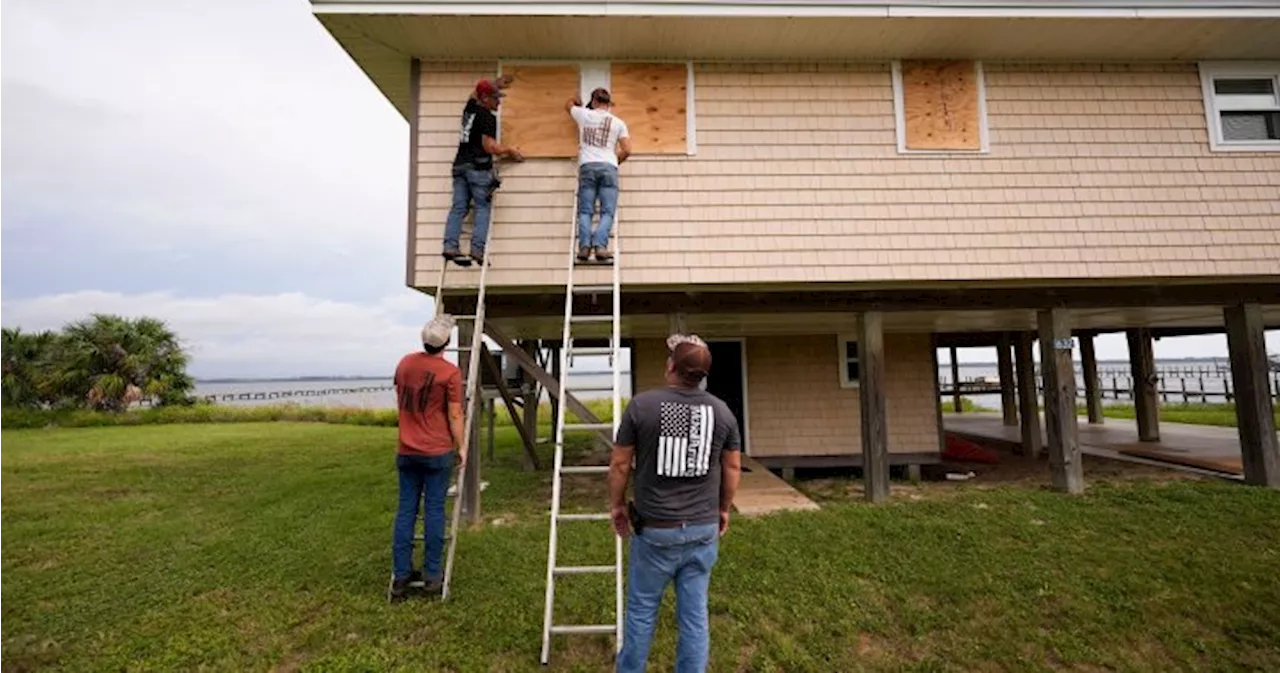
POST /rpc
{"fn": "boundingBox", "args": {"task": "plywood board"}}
[610,63,688,155]
[500,65,579,159]
[902,60,981,151]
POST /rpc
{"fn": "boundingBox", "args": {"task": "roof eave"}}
[312,0,1280,20]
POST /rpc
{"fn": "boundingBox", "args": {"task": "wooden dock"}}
[944,413,1247,477]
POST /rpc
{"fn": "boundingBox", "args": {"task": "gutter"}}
[312,0,1280,19]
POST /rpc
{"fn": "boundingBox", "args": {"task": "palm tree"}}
[1,327,59,408]
[53,315,194,411]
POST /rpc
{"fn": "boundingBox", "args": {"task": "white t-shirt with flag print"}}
[570,106,629,167]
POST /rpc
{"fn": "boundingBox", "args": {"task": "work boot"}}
[576,247,591,263]
[387,575,412,603]
[443,248,472,267]
[423,576,444,598]
[593,247,613,263]
[469,249,485,267]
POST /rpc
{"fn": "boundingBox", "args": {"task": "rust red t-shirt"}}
[394,352,463,456]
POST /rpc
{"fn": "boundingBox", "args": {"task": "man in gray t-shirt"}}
[609,335,742,673]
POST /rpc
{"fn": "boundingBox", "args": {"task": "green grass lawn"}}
[1082,402,1280,429]
[954,399,1277,429]
[5,422,1280,671]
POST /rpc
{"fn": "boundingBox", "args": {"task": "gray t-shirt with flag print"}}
[616,386,742,525]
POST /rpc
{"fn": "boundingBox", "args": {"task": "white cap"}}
[422,314,456,348]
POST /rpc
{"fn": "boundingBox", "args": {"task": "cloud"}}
[1,0,408,301]
[1,290,438,379]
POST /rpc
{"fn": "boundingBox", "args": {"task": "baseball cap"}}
[671,339,712,385]
[590,87,611,104]
[476,79,506,99]
[421,314,456,348]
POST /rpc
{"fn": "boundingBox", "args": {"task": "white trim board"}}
[891,59,990,155]
[579,61,611,102]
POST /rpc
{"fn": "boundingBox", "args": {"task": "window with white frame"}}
[1199,62,1280,152]
[837,335,861,388]
[891,60,989,154]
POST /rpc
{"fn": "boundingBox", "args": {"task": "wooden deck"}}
[733,456,821,516]
[944,413,1248,477]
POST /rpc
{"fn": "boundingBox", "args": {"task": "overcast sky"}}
[1,0,427,378]
[1,0,1274,378]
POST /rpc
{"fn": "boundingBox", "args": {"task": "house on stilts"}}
[312,0,1280,499]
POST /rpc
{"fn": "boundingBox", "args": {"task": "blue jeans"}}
[392,452,454,580]
[577,162,619,249]
[443,168,495,255]
[617,523,720,673]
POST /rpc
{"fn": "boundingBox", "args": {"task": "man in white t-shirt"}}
[566,88,631,264]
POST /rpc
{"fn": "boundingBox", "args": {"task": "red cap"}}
[475,79,505,99]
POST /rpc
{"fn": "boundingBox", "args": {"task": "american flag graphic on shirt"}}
[657,402,716,478]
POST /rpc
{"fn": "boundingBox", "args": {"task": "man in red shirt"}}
[389,314,467,601]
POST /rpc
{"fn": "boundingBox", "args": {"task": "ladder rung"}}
[414,535,453,542]
[557,512,611,521]
[554,565,615,575]
[551,624,616,635]
[453,314,479,321]
[570,347,614,357]
[572,285,613,294]
[566,385,617,393]
[560,465,610,475]
[571,315,613,323]
[564,422,612,432]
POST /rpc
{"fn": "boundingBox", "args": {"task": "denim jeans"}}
[392,452,454,580]
[577,162,619,249]
[617,523,720,673]
[443,168,495,255]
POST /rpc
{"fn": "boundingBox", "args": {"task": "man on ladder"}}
[442,79,524,267]
[388,314,468,601]
[566,87,631,264]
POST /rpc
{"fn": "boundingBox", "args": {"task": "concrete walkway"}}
[733,456,821,516]
[945,413,1247,477]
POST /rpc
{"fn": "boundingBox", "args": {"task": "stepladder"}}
[540,186,626,664]
[387,166,497,603]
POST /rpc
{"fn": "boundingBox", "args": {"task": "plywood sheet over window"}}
[610,63,689,155]
[500,65,579,158]
[899,60,983,152]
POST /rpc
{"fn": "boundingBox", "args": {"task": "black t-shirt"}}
[452,99,497,169]
[615,386,742,525]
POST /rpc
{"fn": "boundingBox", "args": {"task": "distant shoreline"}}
[195,358,1229,384]
[195,371,632,384]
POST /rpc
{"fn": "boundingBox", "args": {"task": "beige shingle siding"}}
[414,61,1280,290]
[631,339,669,394]
[631,334,939,458]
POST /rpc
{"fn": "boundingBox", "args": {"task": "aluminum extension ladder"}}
[385,168,496,603]
[540,184,625,664]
